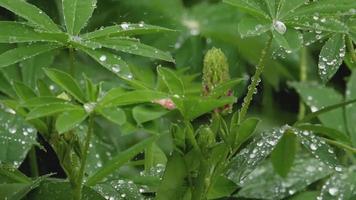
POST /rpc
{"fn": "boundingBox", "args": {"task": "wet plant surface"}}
[0,0,355,200]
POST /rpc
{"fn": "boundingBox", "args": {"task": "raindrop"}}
[328,187,338,196]
[99,55,107,62]
[120,22,130,30]
[310,143,318,151]
[273,20,287,35]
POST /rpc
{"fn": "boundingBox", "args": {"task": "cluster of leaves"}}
[0,0,356,200]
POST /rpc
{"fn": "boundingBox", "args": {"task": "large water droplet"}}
[273,20,287,35]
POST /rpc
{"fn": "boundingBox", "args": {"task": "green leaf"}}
[157,66,184,95]
[29,180,105,200]
[62,0,97,35]
[290,82,347,132]
[0,72,16,98]
[87,136,157,186]
[290,192,320,200]
[98,90,168,108]
[223,0,270,20]
[271,132,297,177]
[238,16,271,38]
[210,78,244,98]
[93,179,144,200]
[234,117,260,148]
[13,81,36,101]
[318,168,356,200]
[156,153,188,200]
[173,96,236,120]
[207,176,237,199]
[236,156,333,200]
[0,0,60,32]
[0,43,60,68]
[44,68,86,103]
[0,109,37,168]
[278,0,306,19]
[273,29,302,51]
[55,109,88,134]
[82,23,173,39]
[227,126,285,184]
[0,21,66,43]
[98,107,126,125]
[295,124,351,144]
[318,34,345,83]
[132,105,169,124]
[0,166,31,184]
[345,69,356,146]
[77,46,132,80]
[293,128,340,169]
[288,0,356,19]
[36,80,53,96]
[21,51,55,88]
[92,37,174,62]
[26,103,81,120]
[22,97,67,108]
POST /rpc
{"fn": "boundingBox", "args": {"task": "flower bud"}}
[202,47,230,96]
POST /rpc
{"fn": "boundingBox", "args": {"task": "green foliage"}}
[0,0,355,199]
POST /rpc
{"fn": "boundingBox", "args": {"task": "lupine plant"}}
[0,0,356,200]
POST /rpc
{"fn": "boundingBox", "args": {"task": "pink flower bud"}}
[153,98,176,110]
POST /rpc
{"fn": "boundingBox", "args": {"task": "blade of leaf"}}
[0,0,60,32]
[44,68,86,103]
[345,69,356,146]
[91,37,174,62]
[82,23,174,39]
[0,21,67,43]
[55,109,88,134]
[0,43,61,68]
[86,136,157,186]
[13,81,37,101]
[98,107,126,125]
[318,34,345,83]
[223,0,270,20]
[62,0,97,35]
[157,66,185,95]
[26,103,81,120]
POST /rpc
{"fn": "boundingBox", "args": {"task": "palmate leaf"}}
[318,34,345,83]
[0,109,37,168]
[277,0,306,19]
[92,37,174,62]
[227,126,286,184]
[0,22,66,43]
[0,43,61,69]
[236,156,333,200]
[0,0,60,32]
[238,16,271,38]
[62,0,97,35]
[82,23,174,39]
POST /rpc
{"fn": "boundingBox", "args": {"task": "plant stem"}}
[28,147,39,177]
[69,48,75,76]
[73,115,95,200]
[346,36,356,63]
[324,138,356,154]
[239,36,273,122]
[298,47,307,120]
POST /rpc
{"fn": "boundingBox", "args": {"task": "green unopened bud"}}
[202,47,230,96]
[197,125,215,151]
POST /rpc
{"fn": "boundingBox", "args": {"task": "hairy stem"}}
[324,138,356,154]
[73,115,94,200]
[239,36,273,122]
[28,147,39,177]
[298,47,307,120]
[346,36,356,63]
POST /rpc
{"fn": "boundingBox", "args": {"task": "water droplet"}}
[120,22,130,30]
[310,143,318,150]
[99,55,107,62]
[84,102,96,113]
[273,20,287,35]
[328,187,338,196]
[335,166,342,172]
